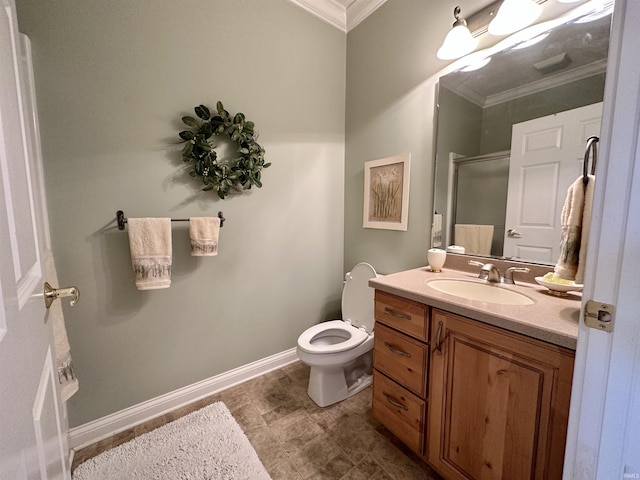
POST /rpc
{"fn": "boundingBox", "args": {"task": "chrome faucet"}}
[503,266,531,284]
[468,261,531,285]
[468,260,501,283]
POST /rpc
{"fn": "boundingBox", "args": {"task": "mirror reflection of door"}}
[503,102,603,262]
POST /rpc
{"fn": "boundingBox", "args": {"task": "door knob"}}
[44,282,79,309]
[507,229,522,238]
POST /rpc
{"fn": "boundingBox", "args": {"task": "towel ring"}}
[583,135,599,187]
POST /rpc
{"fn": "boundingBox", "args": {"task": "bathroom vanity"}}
[369,261,579,480]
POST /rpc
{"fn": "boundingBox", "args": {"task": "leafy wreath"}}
[178,102,270,199]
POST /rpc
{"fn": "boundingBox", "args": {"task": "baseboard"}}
[69,348,299,451]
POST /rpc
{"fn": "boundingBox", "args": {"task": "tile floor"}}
[72,361,442,479]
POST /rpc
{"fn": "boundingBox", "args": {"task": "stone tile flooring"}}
[72,361,442,479]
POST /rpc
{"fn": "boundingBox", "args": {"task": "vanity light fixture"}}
[437,6,478,60]
[488,0,542,36]
[437,0,547,60]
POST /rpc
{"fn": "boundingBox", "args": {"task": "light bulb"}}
[488,0,542,36]
[437,23,478,60]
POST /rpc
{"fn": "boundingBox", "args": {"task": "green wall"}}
[16,0,346,427]
[344,0,452,274]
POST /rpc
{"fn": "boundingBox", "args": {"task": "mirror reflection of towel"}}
[454,224,494,256]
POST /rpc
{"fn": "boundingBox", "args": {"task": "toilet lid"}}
[342,262,377,333]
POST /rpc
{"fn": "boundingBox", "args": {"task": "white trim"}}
[69,348,299,451]
[287,0,386,32]
[347,0,388,32]
[288,0,346,31]
[483,59,607,108]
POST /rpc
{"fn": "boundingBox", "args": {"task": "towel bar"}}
[116,210,225,230]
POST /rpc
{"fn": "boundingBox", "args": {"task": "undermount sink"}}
[427,279,534,306]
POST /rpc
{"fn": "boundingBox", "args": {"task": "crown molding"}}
[484,58,608,107]
[288,0,387,32]
[347,0,388,31]
[449,59,608,109]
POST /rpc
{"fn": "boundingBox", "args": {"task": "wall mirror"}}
[432,1,613,265]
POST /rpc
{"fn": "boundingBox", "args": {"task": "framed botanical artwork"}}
[363,153,411,231]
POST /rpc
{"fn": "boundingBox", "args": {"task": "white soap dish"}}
[535,276,583,296]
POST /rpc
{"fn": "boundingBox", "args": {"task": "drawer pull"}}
[384,307,412,320]
[384,341,411,358]
[435,320,443,355]
[383,391,409,410]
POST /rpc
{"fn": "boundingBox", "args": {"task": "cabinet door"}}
[428,310,574,480]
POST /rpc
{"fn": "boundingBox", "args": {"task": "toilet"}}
[296,262,378,407]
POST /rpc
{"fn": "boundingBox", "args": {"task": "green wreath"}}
[178,102,270,199]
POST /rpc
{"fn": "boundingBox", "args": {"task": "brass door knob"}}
[44,282,79,309]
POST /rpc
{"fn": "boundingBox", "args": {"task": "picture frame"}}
[363,153,411,231]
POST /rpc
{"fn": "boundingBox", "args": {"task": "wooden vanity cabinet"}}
[371,291,575,480]
[428,309,575,480]
[372,291,429,455]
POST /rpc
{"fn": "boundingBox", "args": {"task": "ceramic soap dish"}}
[535,275,583,297]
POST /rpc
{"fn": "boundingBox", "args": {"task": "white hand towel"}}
[189,217,220,256]
[554,175,595,283]
[454,224,494,256]
[127,218,172,290]
[576,175,595,284]
[43,249,79,401]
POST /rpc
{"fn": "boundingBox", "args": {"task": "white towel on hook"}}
[189,217,220,256]
[43,249,79,401]
[127,218,172,290]
[554,175,595,283]
[454,224,494,256]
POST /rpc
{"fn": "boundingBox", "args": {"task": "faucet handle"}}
[468,260,484,267]
[504,266,531,284]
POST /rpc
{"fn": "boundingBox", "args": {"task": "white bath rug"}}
[72,401,271,480]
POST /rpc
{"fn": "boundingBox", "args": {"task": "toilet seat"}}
[297,263,378,356]
[297,320,368,354]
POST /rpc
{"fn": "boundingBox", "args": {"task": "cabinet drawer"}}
[374,323,428,397]
[372,370,426,455]
[375,291,428,341]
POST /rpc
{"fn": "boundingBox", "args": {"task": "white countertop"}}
[370,266,580,350]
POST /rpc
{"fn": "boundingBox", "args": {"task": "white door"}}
[503,103,603,262]
[0,1,69,478]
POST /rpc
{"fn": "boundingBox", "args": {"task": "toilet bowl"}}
[296,262,378,407]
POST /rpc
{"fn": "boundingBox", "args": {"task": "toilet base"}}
[306,353,373,407]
